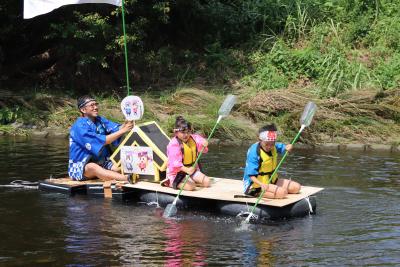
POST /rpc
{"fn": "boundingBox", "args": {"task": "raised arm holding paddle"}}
[244,101,317,223]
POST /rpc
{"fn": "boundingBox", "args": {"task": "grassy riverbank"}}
[1,86,399,145]
[2,2,400,146]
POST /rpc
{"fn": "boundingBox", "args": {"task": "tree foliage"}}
[0,0,399,95]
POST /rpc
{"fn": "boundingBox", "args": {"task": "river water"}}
[0,136,399,266]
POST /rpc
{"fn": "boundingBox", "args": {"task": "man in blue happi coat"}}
[68,95,133,181]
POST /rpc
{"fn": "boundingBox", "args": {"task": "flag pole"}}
[121,0,130,96]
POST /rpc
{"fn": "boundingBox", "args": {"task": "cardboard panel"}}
[110,121,170,171]
[124,178,324,207]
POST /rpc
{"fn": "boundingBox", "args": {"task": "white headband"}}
[259,131,277,141]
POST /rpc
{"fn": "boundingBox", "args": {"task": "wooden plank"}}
[43,178,104,186]
[124,177,324,207]
[44,177,324,207]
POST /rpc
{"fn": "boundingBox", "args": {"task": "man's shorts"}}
[100,160,114,171]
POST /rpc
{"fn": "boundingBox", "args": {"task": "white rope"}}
[0,180,39,189]
[236,202,259,220]
[305,196,313,214]
[146,190,161,208]
[236,210,251,217]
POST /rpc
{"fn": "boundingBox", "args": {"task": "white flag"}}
[24,0,122,19]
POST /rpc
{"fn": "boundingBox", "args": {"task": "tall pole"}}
[121,0,130,95]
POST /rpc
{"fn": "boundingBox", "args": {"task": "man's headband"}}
[259,130,277,142]
[78,98,96,109]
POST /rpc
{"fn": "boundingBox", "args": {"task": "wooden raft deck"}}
[43,178,104,186]
[124,177,323,207]
[42,177,323,207]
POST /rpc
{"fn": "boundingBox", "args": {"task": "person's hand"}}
[286,144,293,152]
[261,183,269,192]
[121,121,134,133]
[203,141,208,148]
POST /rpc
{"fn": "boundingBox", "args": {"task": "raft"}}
[39,177,323,220]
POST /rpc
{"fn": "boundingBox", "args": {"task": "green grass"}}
[4,0,400,144]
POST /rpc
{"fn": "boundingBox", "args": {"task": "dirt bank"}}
[1,87,399,146]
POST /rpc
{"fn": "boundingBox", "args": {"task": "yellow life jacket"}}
[252,145,278,188]
[180,137,197,167]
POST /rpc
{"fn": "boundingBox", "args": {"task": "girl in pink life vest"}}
[166,116,211,191]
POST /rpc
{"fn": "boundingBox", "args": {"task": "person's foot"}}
[127,174,135,184]
[160,178,170,187]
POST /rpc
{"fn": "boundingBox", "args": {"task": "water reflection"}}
[163,218,207,266]
[63,197,121,265]
[1,137,400,266]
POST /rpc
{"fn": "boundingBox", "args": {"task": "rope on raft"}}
[0,180,39,189]
[146,190,161,208]
[236,202,259,220]
[305,196,314,214]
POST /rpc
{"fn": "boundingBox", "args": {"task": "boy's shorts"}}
[245,187,262,197]
[245,178,280,196]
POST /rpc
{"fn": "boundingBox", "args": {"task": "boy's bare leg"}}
[261,184,288,199]
[276,178,301,194]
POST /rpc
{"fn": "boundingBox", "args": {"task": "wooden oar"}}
[244,101,317,223]
[163,94,237,218]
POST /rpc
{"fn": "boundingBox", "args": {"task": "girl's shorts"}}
[172,170,204,189]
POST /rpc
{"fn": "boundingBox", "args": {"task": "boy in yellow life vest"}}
[165,116,211,191]
[243,124,301,199]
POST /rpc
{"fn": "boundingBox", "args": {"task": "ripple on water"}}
[1,139,400,266]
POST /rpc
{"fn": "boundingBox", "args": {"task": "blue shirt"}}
[68,116,120,180]
[243,142,286,193]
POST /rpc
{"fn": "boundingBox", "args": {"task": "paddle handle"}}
[247,124,305,219]
[267,124,305,184]
[174,116,222,198]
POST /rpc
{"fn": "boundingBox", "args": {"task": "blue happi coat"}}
[68,116,120,180]
[242,142,286,193]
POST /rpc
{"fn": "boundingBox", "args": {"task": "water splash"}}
[146,190,160,208]
[236,220,252,231]
[233,210,259,231]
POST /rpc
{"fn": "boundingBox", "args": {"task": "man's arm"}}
[105,121,133,145]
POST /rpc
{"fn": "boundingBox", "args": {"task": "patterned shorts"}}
[100,160,114,171]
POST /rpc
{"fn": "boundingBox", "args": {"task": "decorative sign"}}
[121,95,144,121]
[121,146,155,175]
